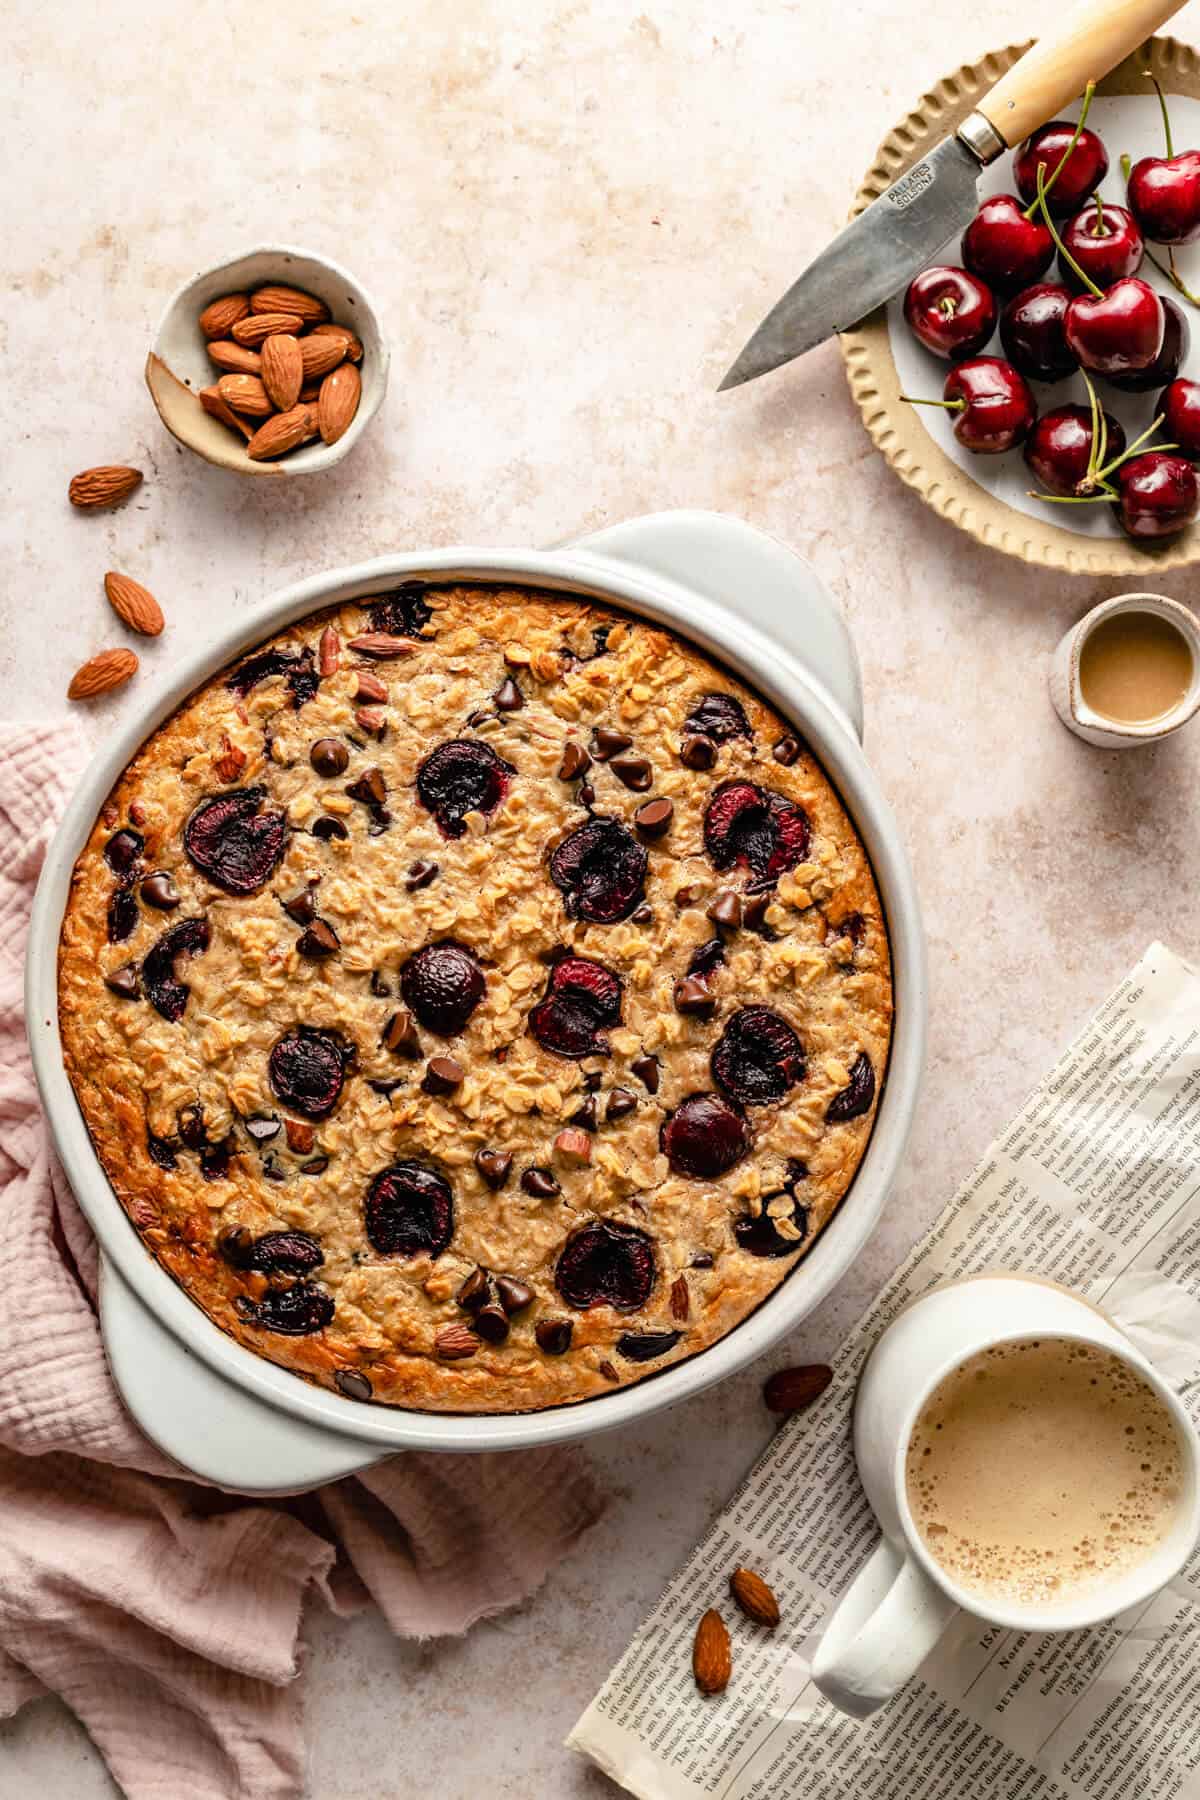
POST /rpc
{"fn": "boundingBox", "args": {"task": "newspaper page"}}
[569,942,1200,1800]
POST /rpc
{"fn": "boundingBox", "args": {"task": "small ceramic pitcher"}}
[1050,591,1200,749]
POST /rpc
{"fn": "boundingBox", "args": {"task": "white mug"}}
[811,1276,1200,1719]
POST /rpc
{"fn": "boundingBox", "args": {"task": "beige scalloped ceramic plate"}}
[841,35,1200,575]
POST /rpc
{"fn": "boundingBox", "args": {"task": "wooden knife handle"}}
[977,0,1188,148]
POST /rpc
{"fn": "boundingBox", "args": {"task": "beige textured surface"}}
[6,0,1200,1793]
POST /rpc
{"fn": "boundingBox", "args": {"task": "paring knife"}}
[719,0,1189,391]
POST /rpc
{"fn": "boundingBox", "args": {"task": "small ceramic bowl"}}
[1050,592,1200,749]
[144,242,389,478]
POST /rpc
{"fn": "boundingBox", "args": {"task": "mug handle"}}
[811,1538,959,1719]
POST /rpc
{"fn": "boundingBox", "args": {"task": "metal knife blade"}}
[718,133,985,392]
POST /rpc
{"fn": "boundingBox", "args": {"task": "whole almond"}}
[355,706,387,738]
[250,284,330,323]
[285,1118,315,1154]
[347,632,415,660]
[199,385,254,441]
[206,340,262,375]
[554,1127,591,1164]
[298,334,347,381]
[213,734,247,782]
[435,1322,480,1361]
[310,321,363,363]
[198,293,251,339]
[68,465,142,510]
[670,1274,690,1322]
[729,1568,780,1628]
[318,625,340,676]
[246,404,319,461]
[318,363,361,445]
[232,311,304,347]
[762,1363,833,1414]
[261,333,303,411]
[104,572,164,637]
[353,669,386,702]
[217,374,273,418]
[692,1610,731,1696]
[68,647,138,701]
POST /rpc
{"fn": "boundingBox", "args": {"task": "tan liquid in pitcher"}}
[1079,611,1193,725]
[906,1339,1184,1610]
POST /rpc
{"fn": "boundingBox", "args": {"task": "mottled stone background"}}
[6,0,1199,1793]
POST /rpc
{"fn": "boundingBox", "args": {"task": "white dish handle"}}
[100,1258,385,1494]
[565,510,864,742]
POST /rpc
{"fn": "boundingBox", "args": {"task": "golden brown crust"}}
[58,584,892,1413]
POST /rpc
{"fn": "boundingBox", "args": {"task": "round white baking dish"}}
[26,511,925,1490]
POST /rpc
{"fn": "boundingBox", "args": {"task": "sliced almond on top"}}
[318,363,361,445]
[198,292,250,339]
[250,284,330,323]
[199,385,254,440]
[261,333,303,411]
[68,647,138,700]
[104,572,164,637]
[206,339,263,375]
[217,374,273,417]
[231,310,304,347]
[246,404,319,461]
[309,321,363,363]
[68,465,142,510]
[298,334,347,380]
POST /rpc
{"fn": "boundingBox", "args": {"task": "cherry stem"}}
[898,395,966,411]
[1023,81,1096,221]
[1095,413,1170,481]
[1151,243,1200,307]
[1092,189,1108,236]
[1146,72,1174,158]
[1038,165,1102,294]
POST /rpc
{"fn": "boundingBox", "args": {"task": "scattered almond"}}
[217,374,273,418]
[347,633,415,660]
[206,340,263,375]
[68,465,143,510]
[318,363,361,445]
[199,385,254,441]
[729,1568,780,1628]
[104,572,164,637]
[198,293,250,339]
[68,647,138,701]
[318,625,340,676]
[250,283,330,323]
[246,404,319,461]
[298,333,348,381]
[310,321,363,363]
[435,1322,480,1360]
[231,310,304,347]
[260,333,303,411]
[353,669,386,702]
[213,735,247,782]
[692,1610,731,1696]
[762,1363,833,1414]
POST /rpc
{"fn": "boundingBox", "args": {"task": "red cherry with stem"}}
[1158,378,1200,458]
[1024,404,1126,496]
[1015,113,1108,218]
[1114,453,1200,537]
[999,282,1078,382]
[1038,166,1164,375]
[1058,196,1144,292]
[1126,76,1200,246]
[961,195,1053,295]
[901,356,1036,454]
[902,266,997,360]
[1110,295,1190,392]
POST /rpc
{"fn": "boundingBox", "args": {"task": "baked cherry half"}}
[529,954,622,1059]
[703,782,809,881]
[902,266,997,360]
[961,195,1053,295]
[555,1219,656,1312]
[549,816,648,923]
[141,916,211,1022]
[268,1026,349,1119]
[711,1006,805,1106]
[661,1092,751,1179]
[999,283,1077,383]
[184,787,287,895]
[235,1284,335,1335]
[364,1161,454,1258]
[416,739,514,839]
[682,692,752,743]
[400,940,486,1036]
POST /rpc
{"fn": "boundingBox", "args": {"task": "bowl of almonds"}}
[145,244,388,477]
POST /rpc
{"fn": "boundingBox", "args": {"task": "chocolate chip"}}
[140,872,180,910]
[244,1114,280,1142]
[475,1148,513,1190]
[536,1319,573,1355]
[178,1103,206,1150]
[370,970,391,997]
[569,1092,600,1131]
[680,734,716,770]
[578,780,595,806]
[631,903,654,924]
[457,1267,491,1313]
[105,829,145,876]
[521,1166,560,1199]
[423,1055,464,1096]
[559,741,592,781]
[616,1330,681,1362]
[605,1086,638,1122]
[105,964,140,1000]
[674,975,716,1017]
[406,859,439,890]
[494,675,524,712]
[495,1276,534,1316]
[742,892,773,933]
[631,1053,660,1093]
[300,1155,329,1175]
[611,754,652,791]
[707,891,743,932]
[354,671,388,703]
[335,1369,373,1401]
[107,887,138,943]
[772,735,802,766]
[310,737,350,777]
[346,767,386,807]
[691,1251,714,1268]
[312,816,348,841]
[283,886,318,925]
[583,1069,604,1092]
[297,918,340,959]
[367,809,392,836]
[634,797,673,837]
[592,727,632,761]
[366,1077,405,1096]
[474,1303,511,1344]
[261,1156,286,1182]
[381,1010,422,1059]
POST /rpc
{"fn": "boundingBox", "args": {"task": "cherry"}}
[417,740,514,839]
[400,940,486,1036]
[235,1285,335,1335]
[1110,296,1189,392]
[1024,404,1127,497]
[703,781,810,880]
[549,816,648,923]
[1159,377,1200,457]
[1058,198,1144,292]
[364,1161,454,1258]
[961,195,1053,295]
[903,266,997,360]
[660,1092,751,1179]
[826,1051,877,1122]
[142,916,211,1022]
[902,356,1035,455]
[529,954,623,1059]
[555,1220,656,1313]
[999,283,1077,383]
[184,788,287,895]
[683,693,752,743]
[1114,453,1200,538]
[1065,278,1165,377]
[1015,120,1108,218]
[711,1006,805,1107]
[1127,77,1200,245]
[221,1229,324,1276]
[268,1026,349,1118]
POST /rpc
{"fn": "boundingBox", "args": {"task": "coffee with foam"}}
[906,1338,1184,1610]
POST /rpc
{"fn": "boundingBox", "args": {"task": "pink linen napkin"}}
[0,720,603,1799]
